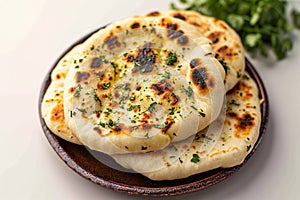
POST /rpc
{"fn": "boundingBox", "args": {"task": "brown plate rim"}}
[38,26,269,197]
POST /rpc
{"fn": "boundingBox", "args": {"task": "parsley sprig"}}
[171,0,300,60]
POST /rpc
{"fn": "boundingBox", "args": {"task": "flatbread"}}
[143,10,245,91]
[112,73,261,180]
[63,16,225,154]
[41,45,82,144]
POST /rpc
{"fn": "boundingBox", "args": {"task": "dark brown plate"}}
[38,27,269,197]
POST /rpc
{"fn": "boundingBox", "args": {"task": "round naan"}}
[143,10,245,91]
[112,73,261,180]
[41,45,82,144]
[63,16,225,154]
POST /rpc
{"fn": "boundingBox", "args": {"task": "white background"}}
[1,0,300,199]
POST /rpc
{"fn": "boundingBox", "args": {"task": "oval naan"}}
[41,45,82,144]
[112,73,261,180]
[63,16,225,154]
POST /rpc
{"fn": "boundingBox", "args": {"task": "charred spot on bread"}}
[90,57,103,69]
[93,127,102,135]
[207,32,221,44]
[151,80,174,95]
[131,43,156,74]
[172,13,186,20]
[177,35,189,45]
[76,71,90,83]
[146,11,161,17]
[190,58,201,69]
[50,103,64,122]
[130,22,140,29]
[104,34,121,50]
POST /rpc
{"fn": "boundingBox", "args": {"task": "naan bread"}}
[143,10,245,91]
[63,16,225,154]
[41,45,82,144]
[112,73,261,180]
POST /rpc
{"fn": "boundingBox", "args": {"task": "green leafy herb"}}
[129,96,135,101]
[202,133,212,141]
[229,99,240,106]
[127,105,140,111]
[191,154,200,163]
[292,9,300,28]
[76,108,87,113]
[70,111,76,117]
[181,85,193,97]
[166,52,178,65]
[247,145,252,151]
[198,109,206,117]
[92,90,101,103]
[107,119,118,128]
[161,71,171,80]
[168,107,176,115]
[102,82,111,89]
[154,124,164,129]
[74,84,82,97]
[99,55,109,64]
[171,0,300,60]
[99,122,106,128]
[148,102,157,113]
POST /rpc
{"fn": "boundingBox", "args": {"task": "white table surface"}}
[1,0,300,199]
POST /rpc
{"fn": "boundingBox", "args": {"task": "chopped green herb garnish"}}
[148,102,157,113]
[202,134,212,141]
[247,145,252,151]
[181,85,193,97]
[229,99,240,106]
[154,124,164,129]
[92,90,101,102]
[70,111,76,117]
[127,105,140,111]
[161,71,171,80]
[168,107,176,115]
[141,146,148,150]
[99,55,109,64]
[179,157,183,164]
[198,110,206,117]
[74,84,82,97]
[99,122,106,128]
[111,62,118,68]
[237,71,242,78]
[190,105,198,111]
[129,96,135,101]
[191,154,200,163]
[90,45,95,51]
[221,137,226,142]
[107,119,118,128]
[166,52,178,65]
[102,82,111,89]
[76,108,87,113]
[114,83,125,89]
